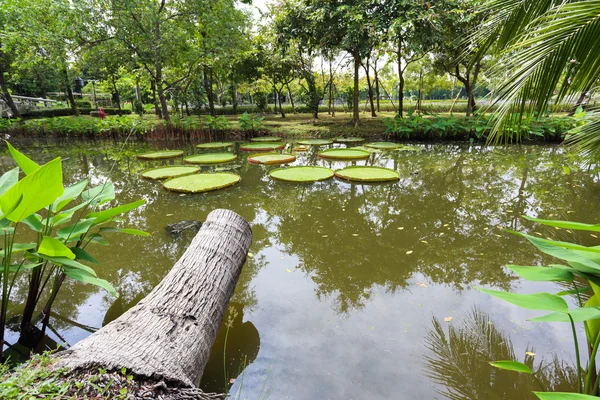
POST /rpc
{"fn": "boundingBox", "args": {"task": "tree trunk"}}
[397,41,404,118]
[0,63,22,119]
[363,60,376,118]
[62,64,78,116]
[204,67,215,116]
[417,69,423,113]
[111,76,122,115]
[154,18,170,121]
[277,88,285,118]
[286,83,296,113]
[56,209,252,388]
[352,54,360,126]
[151,80,162,117]
[328,59,333,115]
[374,59,380,113]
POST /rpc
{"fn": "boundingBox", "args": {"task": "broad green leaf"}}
[535,393,600,400]
[56,219,96,241]
[63,267,116,296]
[529,307,600,323]
[52,179,88,212]
[38,236,75,260]
[0,158,64,222]
[71,247,99,264]
[87,200,145,225]
[1,243,36,257]
[0,167,19,197]
[489,360,532,374]
[6,142,40,175]
[88,233,109,246]
[41,256,97,276]
[507,265,573,282]
[524,216,600,233]
[99,227,150,236]
[477,288,569,312]
[585,282,600,343]
[22,214,42,233]
[0,263,42,274]
[82,181,115,206]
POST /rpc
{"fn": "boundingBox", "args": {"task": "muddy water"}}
[4,140,598,399]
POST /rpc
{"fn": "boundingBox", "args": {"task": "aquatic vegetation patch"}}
[140,166,200,180]
[163,173,241,193]
[334,166,400,182]
[196,142,234,149]
[184,153,237,165]
[248,153,296,165]
[318,148,370,160]
[136,150,184,160]
[240,143,285,151]
[364,142,403,150]
[270,166,334,182]
[250,136,282,142]
[297,139,333,146]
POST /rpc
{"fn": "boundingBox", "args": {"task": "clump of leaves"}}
[238,112,264,132]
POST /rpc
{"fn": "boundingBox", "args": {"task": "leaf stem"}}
[569,313,583,393]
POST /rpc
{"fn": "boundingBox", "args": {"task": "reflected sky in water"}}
[3,140,598,398]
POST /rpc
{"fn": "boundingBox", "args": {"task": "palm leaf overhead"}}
[480,0,600,158]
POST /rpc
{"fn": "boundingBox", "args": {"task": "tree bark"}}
[397,41,404,118]
[363,59,376,118]
[276,87,285,118]
[111,76,122,115]
[374,59,380,113]
[62,63,78,116]
[0,63,22,119]
[352,54,360,126]
[286,83,296,113]
[151,80,162,117]
[55,209,252,388]
[204,67,215,116]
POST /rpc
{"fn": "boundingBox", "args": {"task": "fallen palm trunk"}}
[55,209,252,393]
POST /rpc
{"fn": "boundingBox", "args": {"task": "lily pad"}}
[136,150,184,160]
[364,142,403,150]
[294,146,309,152]
[270,166,334,182]
[196,142,233,149]
[240,143,285,152]
[334,137,365,144]
[163,173,241,193]
[395,145,422,152]
[250,136,283,142]
[335,166,400,182]
[184,153,237,165]
[248,153,297,165]
[297,139,333,146]
[318,148,370,160]
[141,166,200,180]
[350,146,381,153]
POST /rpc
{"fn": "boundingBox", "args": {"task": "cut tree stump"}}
[55,209,252,389]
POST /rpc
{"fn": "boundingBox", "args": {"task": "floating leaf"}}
[318,149,370,160]
[334,137,365,143]
[297,139,333,146]
[525,351,536,356]
[417,282,428,288]
[136,150,184,160]
[444,317,453,322]
[250,136,282,142]
[406,250,413,255]
[334,166,400,183]
[286,269,292,273]
[270,166,334,183]
[184,153,237,165]
[489,360,532,374]
[248,153,296,165]
[240,143,284,152]
[163,173,241,193]
[141,166,200,180]
[196,142,234,149]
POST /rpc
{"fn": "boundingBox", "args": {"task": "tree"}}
[476,0,600,159]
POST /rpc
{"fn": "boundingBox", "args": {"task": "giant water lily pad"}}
[298,139,333,146]
[294,146,309,152]
[248,153,296,165]
[141,166,200,180]
[196,142,233,149]
[334,137,365,144]
[136,150,184,160]
[251,136,282,142]
[335,166,400,182]
[240,143,285,151]
[364,142,403,150]
[184,153,237,165]
[270,166,334,182]
[318,148,370,160]
[163,173,241,193]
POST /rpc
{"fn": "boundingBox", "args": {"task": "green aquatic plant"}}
[140,166,200,180]
[239,112,265,133]
[269,166,334,182]
[334,166,400,182]
[196,142,234,150]
[162,173,241,193]
[318,149,370,160]
[184,153,237,165]
[0,143,148,355]
[239,143,285,152]
[136,150,184,160]
[479,216,600,398]
[247,153,296,165]
[297,139,333,146]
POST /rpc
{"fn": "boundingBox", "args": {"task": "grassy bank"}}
[0,110,576,142]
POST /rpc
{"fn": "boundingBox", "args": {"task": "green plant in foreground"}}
[479,216,600,399]
[238,112,264,133]
[0,142,149,354]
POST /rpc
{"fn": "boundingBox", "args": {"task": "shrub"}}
[27,108,131,118]
[238,112,264,132]
[74,100,92,108]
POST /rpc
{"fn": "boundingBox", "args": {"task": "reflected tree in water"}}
[424,308,577,400]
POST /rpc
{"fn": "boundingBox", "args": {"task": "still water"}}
[3,140,598,399]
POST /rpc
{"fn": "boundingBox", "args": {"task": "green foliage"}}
[28,108,131,118]
[253,91,268,112]
[205,115,231,132]
[238,112,264,132]
[0,143,148,352]
[481,215,600,397]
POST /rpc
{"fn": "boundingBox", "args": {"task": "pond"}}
[3,139,599,399]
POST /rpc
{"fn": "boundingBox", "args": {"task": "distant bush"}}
[28,108,131,118]
[74,100,92,108]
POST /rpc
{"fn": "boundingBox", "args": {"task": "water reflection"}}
[424,308,578,399]
[3,140,600,398]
